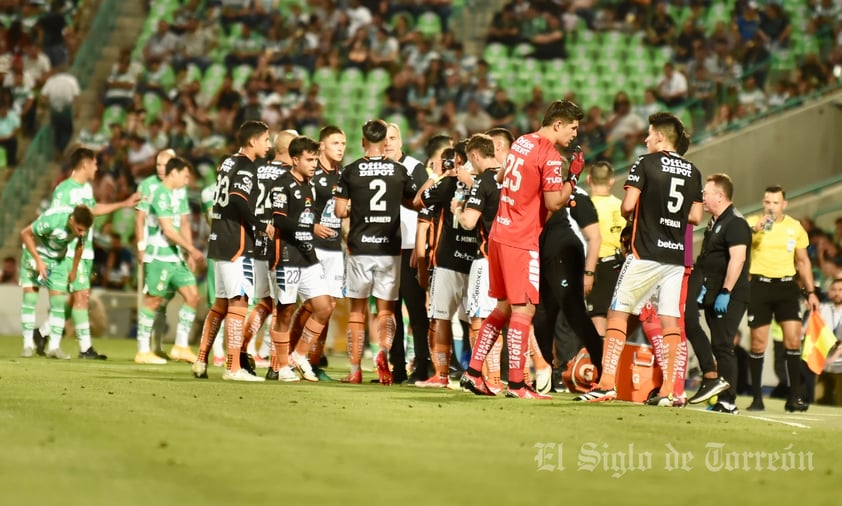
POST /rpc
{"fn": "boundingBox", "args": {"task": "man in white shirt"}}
[657,62,688,107]
[40,65,80,153]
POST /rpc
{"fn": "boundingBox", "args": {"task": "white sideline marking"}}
[743,415,811,429]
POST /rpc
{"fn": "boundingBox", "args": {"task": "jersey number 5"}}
[369,179,387,212]
[667,177,685,214]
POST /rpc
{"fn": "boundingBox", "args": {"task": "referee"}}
[746,185,820,412]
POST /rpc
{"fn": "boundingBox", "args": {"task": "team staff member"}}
[586,161,626,336]
[193,120,274,382]
[686,174,751,413]
[745,185,820,412]
[385,123,429,384]
[334,119,418,385]
[460,99,585,400]
[578,112,703,403]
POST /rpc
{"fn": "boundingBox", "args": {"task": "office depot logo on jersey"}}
[660,157,693,177]
[359,162,396,177]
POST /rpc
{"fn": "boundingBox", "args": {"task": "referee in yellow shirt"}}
[746,185,820,412]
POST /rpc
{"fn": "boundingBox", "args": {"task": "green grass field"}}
[1,336,839,505]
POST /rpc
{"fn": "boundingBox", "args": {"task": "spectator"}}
[688,66,716,128]
[175,16,216,73]
[531,13,566,60]
[643,1,677,47]
[486,2,520,46]
[758,2,792,50]
[104,49,140,109]
[707,103,734,134]
[456,97,493,135]
[223,23,264,71]
[604,91,645,144]
[369,26,399,71]
[577,105,607,157]
[345,0,373,38]
[6,67,36,136]
[736,1,762,43]
[77,116,109,154]
[126,133,156,181]
[737,75,766,116]
[143,20,179,64]
[0,98,20,166]
[767,79,792,108]
[167,118,194,157]
[741,36,770,88]
[35,0,69,67]
[407,74,437,116]
[656,62,688,107]
[1,256,17,284]
[102,233,133,290]
[485,87,517,129]
[635,87,665,119]
[674,18,705,63]
[22,43,51,88]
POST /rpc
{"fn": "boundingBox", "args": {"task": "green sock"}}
[71,308,92,352]
[175,306,196,348]
[48,294,68,350]
[21,291,38,348]
[137,307,156,354]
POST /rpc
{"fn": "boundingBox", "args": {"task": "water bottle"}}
[453,186,465,228]
[763,210,774,232]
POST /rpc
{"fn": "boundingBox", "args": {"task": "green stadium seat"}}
[102,105,126,128]
[232,64,253,89]
[415,11,442,38]
[143,93,163,123]
[366,67,391,93]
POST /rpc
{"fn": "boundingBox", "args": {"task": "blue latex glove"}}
[696,285,707,305]
[714,292,731,315]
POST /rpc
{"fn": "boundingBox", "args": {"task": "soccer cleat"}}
[135,351,166,365]
[78,347,107,360]
[20,346,34,358]
[710,401,739,414]
[276,365,300,382]
[375,350,393,385]
[253,355,270,369]
[486,380,504,396]
[240,352,257,376]
[291,354,319,382]
[784,397,809,413]
[459,372,495,396]
[153,349,170,360]
[535,366,553,395]
[169,345,197,364]
[340,370,362,384]
[33,329,46,356]
[746,398,765,412]
[223,368,266,382]
[46,347,71,360]
[212,355,225,367]
[646,394,674,407]
[505,386,553,400]
[312,366,335,382]
[574,387,617,402]
[415,375,449,388]
[192,360,208,379]
[688,376,730,405]
[672,394,688,407]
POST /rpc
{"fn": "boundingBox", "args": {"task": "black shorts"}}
[587,254,623,317]
[747,277,802,328]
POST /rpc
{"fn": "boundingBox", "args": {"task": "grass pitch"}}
[0,337,839,505]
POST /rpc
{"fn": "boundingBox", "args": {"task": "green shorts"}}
[144,261,196,297]
[20,254,67,292]
[62,258,93,292]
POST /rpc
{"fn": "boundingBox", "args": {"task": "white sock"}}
[39,319,50,337]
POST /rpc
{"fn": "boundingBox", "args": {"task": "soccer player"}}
[192,120,274,382]
[267,136,335,382]
[35,147,138,360]
[384,122,428,384]
[135,157,204,364]
[745,185,820,412]
[334,119,418,385]
[413,145,476,388]
[576,112,703,403]
[135,148,195,362]
[20,205,94,358]
[453,133,504,392]
[284,126,345,381]
[460,99,585,399]
[585,161,626,336]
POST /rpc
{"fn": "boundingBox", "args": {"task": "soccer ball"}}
[562,348,597,393]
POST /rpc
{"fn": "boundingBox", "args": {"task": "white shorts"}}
[274,263,329,305]
[610,256,684,318]
[464,258,497,319]
[315,248,344,298]
[428,267,468,320]
[344,255,400,301]
[245,257,271,300]
[214,257,247,299]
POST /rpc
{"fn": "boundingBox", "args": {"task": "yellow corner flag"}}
[802,311,837,374]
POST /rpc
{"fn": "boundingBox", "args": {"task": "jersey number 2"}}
[369,179,387,212]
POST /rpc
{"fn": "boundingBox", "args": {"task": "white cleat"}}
[223,368,266,382]
[535,366,553,395]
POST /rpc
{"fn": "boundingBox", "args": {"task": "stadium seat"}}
[483,42,510,67]
[232,64,253,90]
[143,93,163,123]
[366,67,391,93]
[102,105,127,128]
[415,11,442,38]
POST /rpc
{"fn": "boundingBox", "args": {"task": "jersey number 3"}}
[214,175,230,207]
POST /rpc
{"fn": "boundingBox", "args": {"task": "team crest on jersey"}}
[274,192,286,207]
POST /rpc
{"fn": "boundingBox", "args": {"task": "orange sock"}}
[528,328,549,370]
[197,305,224,363]
[225,306,247,372]
[295,317,325,356]
[486,337,502,385]
[598,317,628,389]
[659,327,681,398]
[242,300,272,353]
[434,320,452,378]
[269,328,290,371]
[289,304,312,354]
[376,310,396,352]
[347,312,365,372]
[308,323,329,366]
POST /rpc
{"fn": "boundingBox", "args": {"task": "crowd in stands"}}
[0,0,78,167]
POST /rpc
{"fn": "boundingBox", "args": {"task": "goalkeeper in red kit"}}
[460,99,585,399]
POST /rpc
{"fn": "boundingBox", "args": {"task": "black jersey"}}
[252,159,289,260]
[696,204,751,303]
[420,175,476,273]
[272,171,319,268]
[465,168,502,259]
[311,161,343,251]
[625,150,702,265]
[335,155,416,256]
[207,153,266,262]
